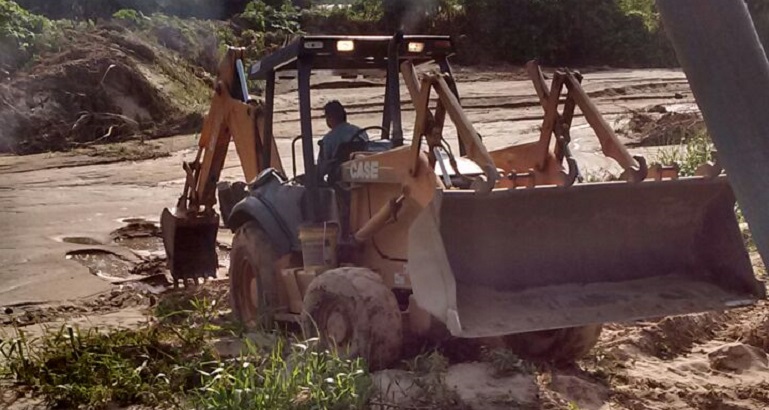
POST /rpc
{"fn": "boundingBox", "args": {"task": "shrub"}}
[461,0,676,66]
[0,0,50,70]
[239,0,301,34]
[112,8,146,27]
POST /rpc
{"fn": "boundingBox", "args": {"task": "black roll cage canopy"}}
[248,33,458,222]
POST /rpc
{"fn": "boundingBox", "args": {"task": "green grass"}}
[0,297,221,408]
[193,338,370,409]
[1,295,371,409]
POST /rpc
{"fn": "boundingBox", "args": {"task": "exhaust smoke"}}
[386,0,439,33]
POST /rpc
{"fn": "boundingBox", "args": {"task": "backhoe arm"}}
[161,47,283,284]
[178,47,284,215]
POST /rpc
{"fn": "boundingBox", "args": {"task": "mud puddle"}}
[62,218,232,284]
[60,218,167,283]
[60,236,104,246]
[66,249,136,280]
[110,218,164,256]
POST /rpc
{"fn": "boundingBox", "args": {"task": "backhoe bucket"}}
[408,176,765,338]
[160,207,219,283]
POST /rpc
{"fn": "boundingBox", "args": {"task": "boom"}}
[161,47,283,283]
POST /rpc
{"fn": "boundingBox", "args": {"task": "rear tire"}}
[302,267,403,370]
[229,221,279,329]
[502,325,602,364]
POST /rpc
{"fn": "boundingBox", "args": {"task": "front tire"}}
[302,267,403,370]
[229,221,279,329]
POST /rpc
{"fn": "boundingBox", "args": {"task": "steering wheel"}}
[350,125,387,143]
[321,126,388,187]
[327,125,388,163]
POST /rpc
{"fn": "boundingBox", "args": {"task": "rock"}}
[370,369,422,409]
[648,104,667,113]
[708,342,768,372]
[674,92,685,99]
[3,307,12,315]
[445,362,538,410]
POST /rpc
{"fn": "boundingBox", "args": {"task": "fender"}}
[228,195,296,256]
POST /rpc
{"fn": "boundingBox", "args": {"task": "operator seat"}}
[323,137,393,237]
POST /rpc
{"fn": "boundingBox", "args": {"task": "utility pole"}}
[658,0,769,267]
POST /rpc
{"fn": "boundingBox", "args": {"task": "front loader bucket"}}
[160,207,219,283]
[408,176,765,338]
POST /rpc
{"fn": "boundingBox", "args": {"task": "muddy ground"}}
[1,66,768,409]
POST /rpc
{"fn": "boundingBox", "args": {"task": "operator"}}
[318,100,368,180]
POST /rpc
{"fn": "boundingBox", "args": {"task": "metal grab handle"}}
[291,135,302,178]
[434,147,453,188]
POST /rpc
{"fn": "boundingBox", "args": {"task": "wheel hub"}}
[325,306,351,347]
[240,259,259,324]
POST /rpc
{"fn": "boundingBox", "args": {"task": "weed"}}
[404,350,449,374]
[736,206,758,253]
[1,293,373,409]
[481,347,532,377]
[398,350,466,409]
[655,128,714,176]
[0,297,220,408]
[0,323,214,408]
[567,401,582,410]
[193,337,371,409]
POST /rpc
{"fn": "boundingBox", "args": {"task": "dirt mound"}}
[0,25,208,155]
[623,109,705,147]
[631,312,728,359]
[708,342,768,372]
[725,303,769,353]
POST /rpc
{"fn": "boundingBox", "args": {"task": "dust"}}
[393,0,439,33]
[0,25,206,155]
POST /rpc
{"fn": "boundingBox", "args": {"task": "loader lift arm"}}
[161,47,283,284]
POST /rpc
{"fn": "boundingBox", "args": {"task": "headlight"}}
[408,42,425,53]
[336,40,355,52]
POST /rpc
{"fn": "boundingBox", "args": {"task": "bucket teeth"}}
[160,207,220,284]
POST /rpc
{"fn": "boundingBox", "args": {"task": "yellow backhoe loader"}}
[161,33,765,369]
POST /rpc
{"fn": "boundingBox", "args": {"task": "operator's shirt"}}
[319,122,369,161]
